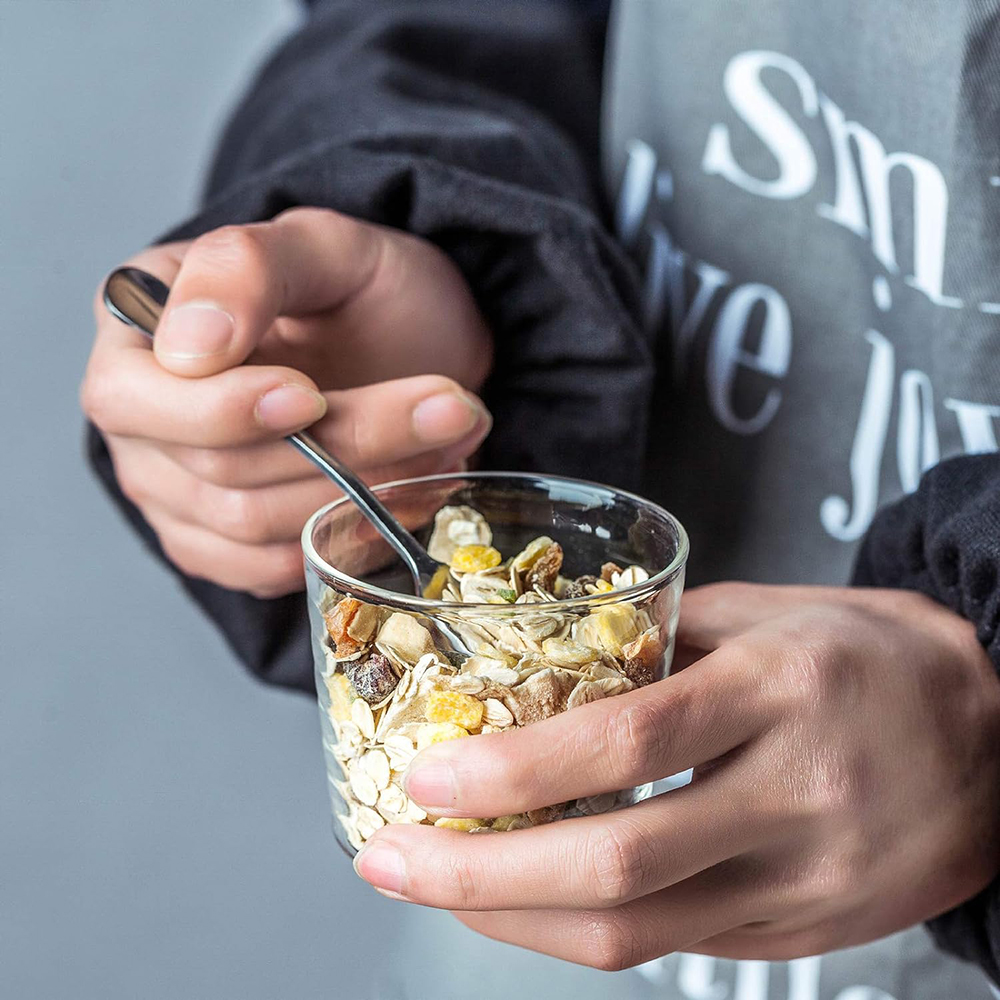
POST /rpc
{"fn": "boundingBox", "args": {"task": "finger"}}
[155,377,488,487]
[152,208,383,376]
[677,582,842,651]
[356,771,767,911]
[452,859,760,971]
[83,344,328,446]
[142,505,304,598]
[402,653,769,817]
[112,433,483,545]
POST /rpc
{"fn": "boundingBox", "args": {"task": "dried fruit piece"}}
[345,652,398,706]
[416,722,469,750]
[621,626,665,687]
[427,505,492,563]
[593,579,614,593]
[577,604,640,656]
[525,542,563,592]
[601,562,624,582]
[323,597,365,657]
[345,602,379,643]
[511,536,555,576]
[491,814,524,832]
[325,672,354,723]
[563,575,598,599]
[527,803,565,826]
[376,612,436,662]
[426,689,485,730]
[421,564,452,600]
[434,817,488,831]
[450,544,503,573]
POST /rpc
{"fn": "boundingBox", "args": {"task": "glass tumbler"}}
[301,472,688,854]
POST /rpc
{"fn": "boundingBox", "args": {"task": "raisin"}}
[525,542,563,592]
[345,652,398,705]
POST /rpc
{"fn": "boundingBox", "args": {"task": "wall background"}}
[0,3,412,997]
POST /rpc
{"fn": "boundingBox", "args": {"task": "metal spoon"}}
[103,267,444,598]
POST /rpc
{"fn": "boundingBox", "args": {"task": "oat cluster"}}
[318,505,665,850]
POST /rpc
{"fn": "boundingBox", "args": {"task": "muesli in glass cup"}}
[302,472,689,854]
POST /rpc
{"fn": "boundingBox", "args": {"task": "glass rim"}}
[301,471,689,613]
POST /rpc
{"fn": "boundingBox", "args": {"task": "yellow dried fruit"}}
[416,722,469,750]
[450,544,502,573]
[421,564,452,600]
[325,672,354,723]
[593,579,614,593]
[491,814,523,832]
[434,817,488,831]
[595,604,640,655]
[425,689,485,730]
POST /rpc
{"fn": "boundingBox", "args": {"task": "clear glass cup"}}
[302,472,689,855]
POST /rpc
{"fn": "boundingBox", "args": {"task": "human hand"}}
[354,584,1000,969]
[81,208,493,597]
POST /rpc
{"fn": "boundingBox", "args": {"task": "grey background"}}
[0,3,411,997]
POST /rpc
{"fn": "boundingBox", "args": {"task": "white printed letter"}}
[703,51,819,200]
[707,282,792,434]
[820,330,894,541]
[944,398,1000,453]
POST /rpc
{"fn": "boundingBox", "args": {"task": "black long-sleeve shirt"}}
[89,0,1000,991]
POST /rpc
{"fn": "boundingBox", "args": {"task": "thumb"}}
[153,208,384,377]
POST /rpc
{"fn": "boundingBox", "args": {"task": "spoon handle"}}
[102,267,441,594]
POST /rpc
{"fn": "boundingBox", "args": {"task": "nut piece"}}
[600,562,624,582]
[345,652,398,706]
[450,544,503,573]
[323,597,365,657]
[426,689,485,730]
[525,542,563,592]
[416,722,469,750]
[562,575,598,600]
[376,612,436,663]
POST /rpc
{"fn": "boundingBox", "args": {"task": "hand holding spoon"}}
[103,267,446,599]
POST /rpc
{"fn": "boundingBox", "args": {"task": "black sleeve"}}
[852,452,1000,985]
[87,0,648,693]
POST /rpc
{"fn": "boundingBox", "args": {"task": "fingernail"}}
[354,841,405,894]
[255,384,327,431]
[411,392,484,446]
[403,761,457,808]
[157,301,235,358]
